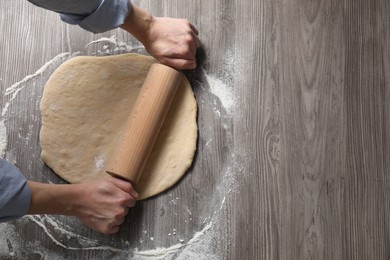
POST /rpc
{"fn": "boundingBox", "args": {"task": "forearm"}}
[27,181,80,216]
[120,3,153,45]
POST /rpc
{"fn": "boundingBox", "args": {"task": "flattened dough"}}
[40,54,197,200]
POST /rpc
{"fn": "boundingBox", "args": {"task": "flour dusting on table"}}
[0,35,247,259]
[134,222,212,259]
[2,52,72,117]
[0,120,7,158]
[0,52,80,258]
[85,35,144,54]
[206,73,235,117]
[0,223,19,257]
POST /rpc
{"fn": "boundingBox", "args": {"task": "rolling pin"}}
[106,63,182,183]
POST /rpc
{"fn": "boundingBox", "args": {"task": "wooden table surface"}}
[1,0,389,259]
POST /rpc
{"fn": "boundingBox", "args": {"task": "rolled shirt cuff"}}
[0,181,31,222]
[60,0,132,33]
[0,160,32,222]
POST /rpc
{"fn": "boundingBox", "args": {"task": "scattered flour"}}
[27,215,124,252]
[2,52,72,117]
[131,155,248,259]
[0,52,74,162]
[133,222,212,260]
[94,154,105,170]
[206,73,235,117]
[0,120,7,158]
[85,35,144,53]
[0,223,18,258]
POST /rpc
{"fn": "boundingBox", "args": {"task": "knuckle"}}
[183,34,193,44]
[102,226,113,234]
[119,209,126,217]
[106,226,119,234]
[120,193,132,204]
[114,207,127,218]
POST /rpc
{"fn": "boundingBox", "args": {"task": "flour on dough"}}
[39,53,197,200]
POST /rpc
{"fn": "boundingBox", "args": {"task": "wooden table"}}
[1,0,389,259]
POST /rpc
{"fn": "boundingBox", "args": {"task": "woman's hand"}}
[72,175,138,234]
[141,17,200,69]
[28,175,138,234]
[121,4,201,70]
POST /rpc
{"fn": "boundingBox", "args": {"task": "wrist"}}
[27,181,81,216]
[121,3,154,45]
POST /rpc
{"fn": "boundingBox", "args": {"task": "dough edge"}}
[39,53,198,200]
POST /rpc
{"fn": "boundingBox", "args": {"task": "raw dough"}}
[39,54,197,200]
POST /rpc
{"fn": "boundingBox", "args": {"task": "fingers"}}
[158,30,199,67]
[93,204,131,234]
[131,189,139,199]
[107,226,120,234]
[195,35,201,48]
[145,17,200,70]
[182,22,200,61]
[187,34,200,58]
[109,178,138,207]
[161,57,197,70]
[99,223,121,235]
[80,215,125,235]
[189,23,201,48]
[189,22,199,36]
[106,175,139,199]
[76,176,141,234]
[187,21,200,49]
[159,36,199,69]
[177,31,200,68]
[125,194,137,208]
[101,204,131,234]
[162,58,197,70]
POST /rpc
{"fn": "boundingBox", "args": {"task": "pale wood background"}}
[0,0,389,259]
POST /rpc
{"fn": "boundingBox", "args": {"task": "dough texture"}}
[40,54,197,200]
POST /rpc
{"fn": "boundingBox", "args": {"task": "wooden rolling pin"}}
[106,63,182,183]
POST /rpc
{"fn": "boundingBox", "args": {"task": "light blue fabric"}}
[0,159,31,222]
[28,0,131,33]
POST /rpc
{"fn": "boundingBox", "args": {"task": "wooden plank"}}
[343,0,390,259]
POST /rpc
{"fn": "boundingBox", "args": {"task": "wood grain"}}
[0,0,389,259]
[344,0,390,259]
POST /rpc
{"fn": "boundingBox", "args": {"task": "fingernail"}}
[133,190,139,198]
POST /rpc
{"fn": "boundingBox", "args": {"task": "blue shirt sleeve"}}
[0,159,31,222]
[27,0,132,33]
